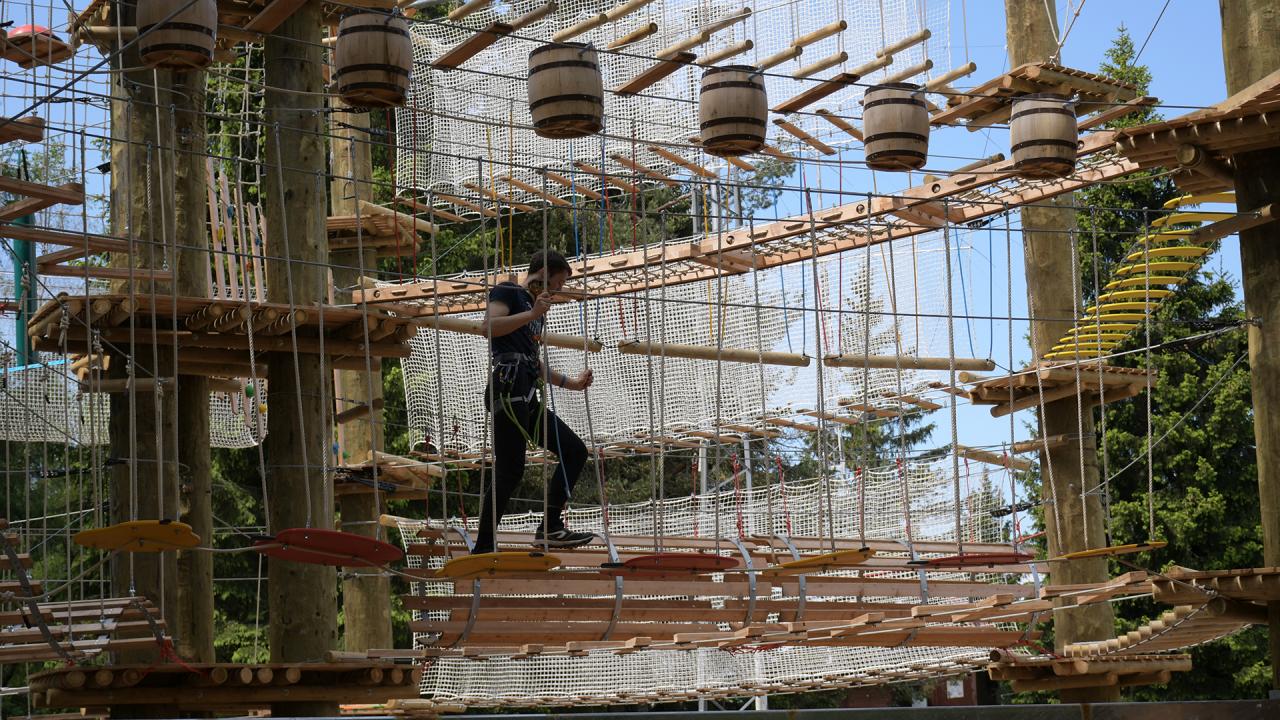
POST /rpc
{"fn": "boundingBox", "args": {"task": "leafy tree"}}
[1012,27,1268,702]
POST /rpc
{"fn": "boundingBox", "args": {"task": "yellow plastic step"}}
[1162,191,1234,210]
[1123,246,1211,262]
[1105,276,1186,290]
[74,520,201,553]
[1067,323,1140,334]
[435,551,561,579]
[1096,289,1174,303]
[1115,261,1199,276]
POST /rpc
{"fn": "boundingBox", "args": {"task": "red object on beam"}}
[254,528,404,567]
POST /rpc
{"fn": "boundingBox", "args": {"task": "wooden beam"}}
[499,176,572,206]
[814,108,863,142]
[618,339,810,367]
[0,225,129,253]
[607,22,659,50]
[243,0,309,34]
[609,153,680,188]
[572,162,640,193]
[650,146,716,178]
[395,195,468,224]
[543,170,604,200]
[0,178,83,205]
[773,119,837,155]
[433,22,513,70]
[461,182,537,212]
[0,116,45,144]
[824,354,996,371]
[615,52,695,96]
[1079,96,1159,131]
[418,315,602,352]
[773,72,860,114]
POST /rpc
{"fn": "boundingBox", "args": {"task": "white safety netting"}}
[397,460,1014,705]
[397,0,949,207]
[0,358,108,445]
[401,232,971,453]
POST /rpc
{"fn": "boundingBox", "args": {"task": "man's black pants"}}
[474,390,587,553]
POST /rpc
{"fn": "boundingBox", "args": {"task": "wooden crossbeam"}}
[243,0,309,34]
[772,72,860,114]
[433,22,514,70]
[0,117,45,144]
[0,178,83,206]
[615,52,695,96]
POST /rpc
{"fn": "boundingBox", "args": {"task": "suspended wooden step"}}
[918,550,1036,569]
[618,339,810,367]
[955,445,1034,472]
[74,520,200,553]
[426,315,602,351]
[773,72,860,115]
[759,548,873,577]
[932,62,1138,130]
[433,21,513,70]
[1052,540,1167,561]
[0,116,45,144]
[436,551,560,579]
[615,52,695,96]
[600,552,738,578]
[1,25,75,67]
[254,528,403,567]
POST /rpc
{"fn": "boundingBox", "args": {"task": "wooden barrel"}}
[527,42,603,139]
[699,65,767,157]
[137,0,217,69]
[1010,93,1078,179]
[334,11,413,108]
[862,82,930,171]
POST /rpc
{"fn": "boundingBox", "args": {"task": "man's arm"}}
[478,292,552,338]
[541,366,594,391]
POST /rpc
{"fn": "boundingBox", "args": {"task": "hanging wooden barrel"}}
[334,11,413,108]
[699,65,767,157]
[862,82,930,171]
[527,42,603,139]
[1010,93,1078,179]
[137,0,217,69]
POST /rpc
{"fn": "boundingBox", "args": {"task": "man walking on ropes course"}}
[473,250,596,554]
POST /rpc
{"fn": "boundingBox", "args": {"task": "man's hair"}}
[529,249,573,278]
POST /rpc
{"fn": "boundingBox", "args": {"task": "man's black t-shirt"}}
[488,281,542,358]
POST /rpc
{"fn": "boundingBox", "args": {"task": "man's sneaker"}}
[533,526,595,549]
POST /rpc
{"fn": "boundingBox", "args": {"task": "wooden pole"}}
[1004,0,1116,702]
[170,59,214,665]
[329,101,392,654]
[106,2,177,670]
[264,6,337,714]
[1220,0,1280,689]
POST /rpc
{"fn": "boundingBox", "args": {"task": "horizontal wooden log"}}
[418,315,601,351]
[823,354,996,371]
[619,339,810,367]
[876,28,931,58]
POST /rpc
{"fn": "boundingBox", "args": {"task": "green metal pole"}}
[11,149,34,366]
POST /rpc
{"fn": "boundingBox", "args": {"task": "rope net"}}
[401,231,960,454]
[395,461,1009,706]
[396,0,948,207]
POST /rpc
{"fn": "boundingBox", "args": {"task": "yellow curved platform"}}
[1051,540,1167,561]
[74,520,201,553]
[1149,211,1234,228]
[435,551,561,579]
[1096,289,1174,303]
[1105,276,1186,290]
[1123,246,1211,262]
[1068,323,1141,334]
[1138,229,1197,244]
[1086,302,1159,315]
[759,548,874,577]
[1115,261,1200,276]
[1162,191,1234,209]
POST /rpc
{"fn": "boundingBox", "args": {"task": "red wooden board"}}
[921,551,1036,569]
[600,552,738,578]
[254,528,403,567]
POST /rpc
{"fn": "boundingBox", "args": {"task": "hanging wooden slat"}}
[876,28,931,58]
[650,146,717,178]
[433,22,514,70]
[499,176,573,207]
[615,51,695,95]
[696,40,752,66]
[419,315,602,352]
[461,182,537,212]
[814,108,863,141]
[607,22,658,49]
[543,170,605,200]
[772,72,861,114]
[609,153,680,187]
[773,119,837,155]
[573,162,641,193]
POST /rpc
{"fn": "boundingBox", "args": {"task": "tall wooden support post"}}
[1004,0,1117,701]
[329,104,392,651]
[170,66,215,664]
[106,4,178,661]
[1220,0,1280,689]
[263,5,337,712]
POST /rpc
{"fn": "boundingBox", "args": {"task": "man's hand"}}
[564,369,594,391]
[530,291,553,319]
